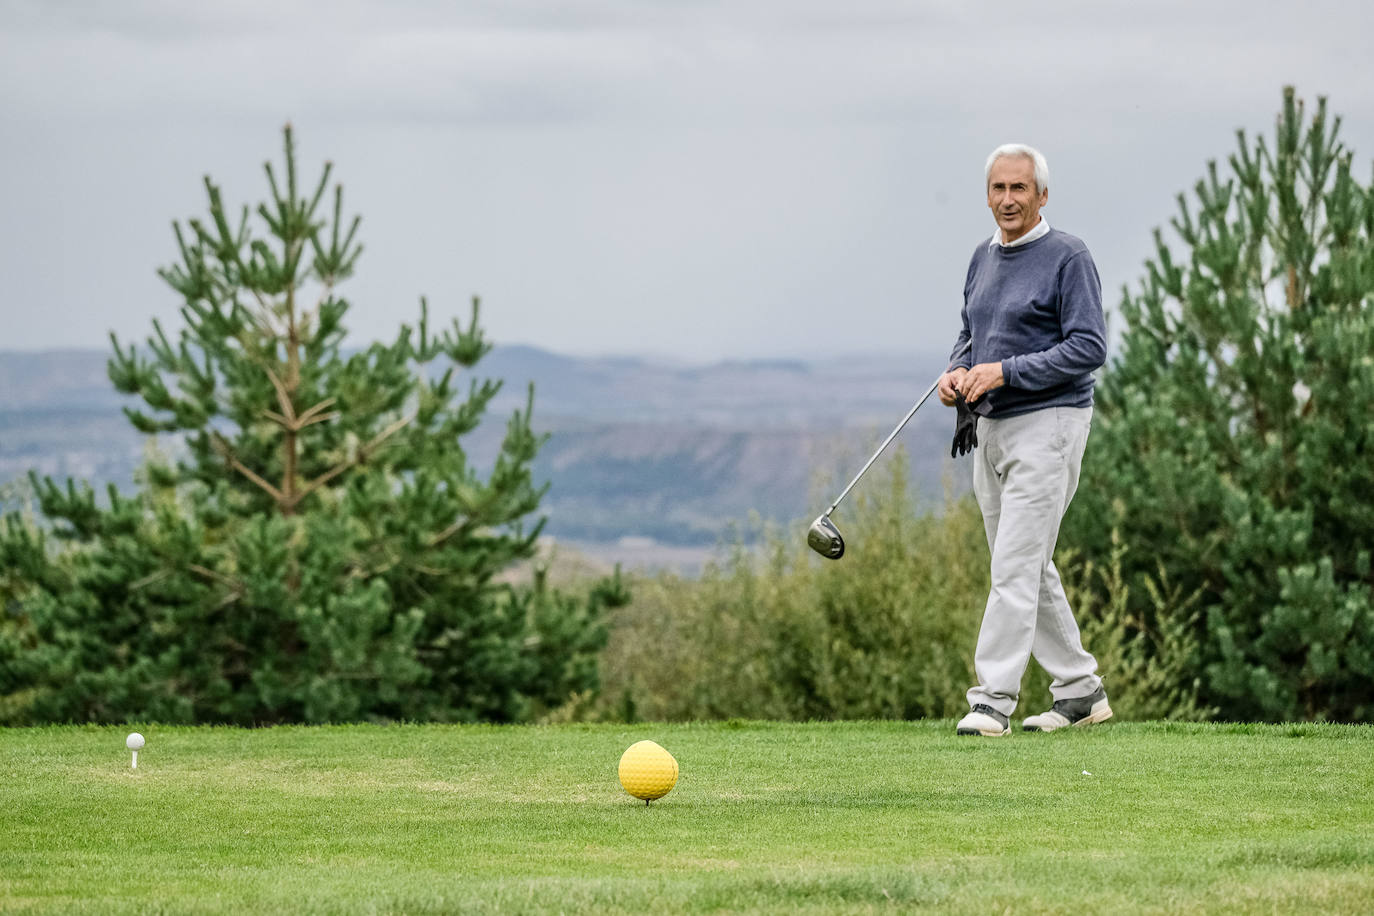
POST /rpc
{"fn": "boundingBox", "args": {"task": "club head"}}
[807,514,845,560]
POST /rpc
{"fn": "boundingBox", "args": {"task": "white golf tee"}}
[125,733,145,769]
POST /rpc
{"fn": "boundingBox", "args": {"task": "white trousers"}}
[967,406,1101,716]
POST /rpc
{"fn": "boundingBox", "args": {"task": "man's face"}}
[986,155,1047,243]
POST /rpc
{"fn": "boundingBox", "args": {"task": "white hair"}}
[985,144,1049,194]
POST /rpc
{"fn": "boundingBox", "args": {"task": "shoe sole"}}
[1023,703,1114,733]
[1075,705,1113,727]
[956,727,1011,737]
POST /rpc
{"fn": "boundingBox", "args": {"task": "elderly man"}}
[939,143,1111,737]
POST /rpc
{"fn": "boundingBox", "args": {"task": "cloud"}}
[3,0,1371,127]
[3,0,1374,358]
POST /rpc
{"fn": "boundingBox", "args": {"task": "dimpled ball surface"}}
[126,733,145,750]
[618,740,678,801]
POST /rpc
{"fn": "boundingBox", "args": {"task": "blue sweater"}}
[950,227,1107,418]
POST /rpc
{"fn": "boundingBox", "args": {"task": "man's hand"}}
[955,361,1005,403]
[937,368,968,406]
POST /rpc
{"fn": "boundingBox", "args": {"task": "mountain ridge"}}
[1,346,970,570]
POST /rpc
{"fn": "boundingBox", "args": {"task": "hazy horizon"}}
[0,340,946,371]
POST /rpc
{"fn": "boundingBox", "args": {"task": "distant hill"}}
[0,346,970,571]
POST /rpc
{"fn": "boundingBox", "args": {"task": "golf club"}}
[807,340,972,559]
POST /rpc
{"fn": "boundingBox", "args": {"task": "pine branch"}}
[264,365,296,423]
[300,410,342,430]
[264,401,340,431]
[128,569,173,591]
[211,432,286,504]
[308,282,335,326]
[287,411,415,509]
[188,563,236,587]
[188,563,246,609]
[428,517,472,548]
[296,398,338,428]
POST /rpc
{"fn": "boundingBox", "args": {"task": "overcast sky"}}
[2,1,1371,362]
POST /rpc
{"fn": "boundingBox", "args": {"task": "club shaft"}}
[826,378,939,514]
[826,341,971,515]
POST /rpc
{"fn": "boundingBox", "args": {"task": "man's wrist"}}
[1000,357,1016,387]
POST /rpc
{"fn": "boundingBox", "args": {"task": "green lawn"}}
[2,721,1372,914]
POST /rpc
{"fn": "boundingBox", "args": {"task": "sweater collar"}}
[989,217,1050,250]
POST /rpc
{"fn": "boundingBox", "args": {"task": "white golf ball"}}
[126,733,145,751]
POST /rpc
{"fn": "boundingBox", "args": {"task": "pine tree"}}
[0,127,625,724]
[1064,88,1374,721]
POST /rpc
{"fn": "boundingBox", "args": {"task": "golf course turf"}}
[2,721,1372,913]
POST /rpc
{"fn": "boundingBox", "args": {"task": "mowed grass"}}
[2,722,1372,914]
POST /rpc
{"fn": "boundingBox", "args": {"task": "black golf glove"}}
[951,392,978,458]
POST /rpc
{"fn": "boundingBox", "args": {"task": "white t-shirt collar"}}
[989,216,1050,249]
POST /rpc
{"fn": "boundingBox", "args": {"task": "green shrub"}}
[594,458,982,722]
[1060,532,1215,722]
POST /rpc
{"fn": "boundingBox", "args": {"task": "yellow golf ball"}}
[618,740,679,803]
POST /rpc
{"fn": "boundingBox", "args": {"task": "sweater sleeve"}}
[951,253,978,370]
[1002,250,1107,390]
[950,325,972,370]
